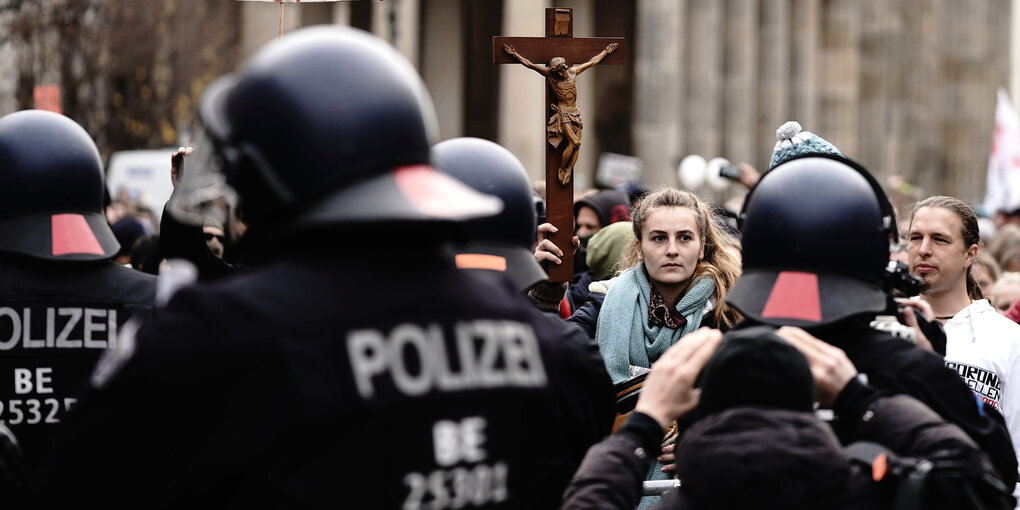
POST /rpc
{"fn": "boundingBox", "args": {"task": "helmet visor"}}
[167,123,238,227]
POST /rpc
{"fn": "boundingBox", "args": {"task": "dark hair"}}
[621,188,742,328]
[129,235,162,275]
[908,196,981,299]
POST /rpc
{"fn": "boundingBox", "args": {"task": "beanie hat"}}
[111,217,150,257]
[616,181,648,206]
[769,121,843,169]
[673,409,847,510]
[585,221,634,280]
[573,189,631,229]
[693,326,815,420]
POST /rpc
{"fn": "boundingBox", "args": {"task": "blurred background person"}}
[975,251,1004,300]
[991,224,1020,274]
[994,272,1020,314]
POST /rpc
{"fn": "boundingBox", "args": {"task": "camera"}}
[885,260,923,297]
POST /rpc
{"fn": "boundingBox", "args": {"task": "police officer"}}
[433,136,616,499]
[42,27,613,508]
[433,137,549,294]
[725,151,1018,490]
[0,110,157,494]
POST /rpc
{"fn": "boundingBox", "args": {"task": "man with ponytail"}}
[908,195,1020,502]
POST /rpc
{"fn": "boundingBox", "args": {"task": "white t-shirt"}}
[944,299,1020,504]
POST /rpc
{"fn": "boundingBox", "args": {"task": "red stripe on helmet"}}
[393,165,495,218]
[455,253,508,271]
[760,271,822,322]
[51,214,105,256]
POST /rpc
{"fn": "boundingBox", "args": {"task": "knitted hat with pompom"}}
[769,121,843,169]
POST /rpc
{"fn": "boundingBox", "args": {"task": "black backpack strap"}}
[845,442,925,510]
[846,442,1015,510]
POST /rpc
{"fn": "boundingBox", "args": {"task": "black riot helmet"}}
[433,137,546,291]
[171,26,500,230]
[726,154,897,327]
[0,110,119,262]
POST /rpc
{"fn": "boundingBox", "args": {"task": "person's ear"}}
[965,244,978,267]
[635,239,643,261]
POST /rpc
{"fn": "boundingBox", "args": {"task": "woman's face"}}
[994,282,1020,314]
[972,263,995,298]
[637,206,705,296]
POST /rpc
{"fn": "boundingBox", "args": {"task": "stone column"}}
[757,0,790,167]
[632,0,685,188]
[332,2,351,26]
[819,1,859,159]
[724,0,759,168]
[790,0,820,129]
[421,0,464,140]
[903,0,939,202]
[372,0,420,67]
[1013,0,1020,107]
[498,0,547,182]
[240,2,300,60]
[686,0,724,160]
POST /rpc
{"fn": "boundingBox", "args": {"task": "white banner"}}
[984,88,1020,214]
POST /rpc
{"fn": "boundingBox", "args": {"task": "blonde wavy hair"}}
[619,188,742,328]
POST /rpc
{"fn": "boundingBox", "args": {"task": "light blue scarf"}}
[595,263,716,384]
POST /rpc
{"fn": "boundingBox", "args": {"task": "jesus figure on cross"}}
[503,42,618,185]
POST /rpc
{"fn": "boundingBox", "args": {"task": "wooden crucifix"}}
[494,7,624,283]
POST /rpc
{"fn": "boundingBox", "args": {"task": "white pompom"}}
[776,121,802,142]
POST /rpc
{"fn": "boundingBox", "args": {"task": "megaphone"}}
[705,157,736,191]
[678,154,707,189]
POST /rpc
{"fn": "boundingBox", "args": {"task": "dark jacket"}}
[562,385,1009,510]
[0,257,156,486]
[41,245,614,509]
[568,291,605,339]
[800,319,1019,489]
[159,204,241,281]
[568,269,594,312]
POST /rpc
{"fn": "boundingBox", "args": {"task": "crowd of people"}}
[1,25,1020,509]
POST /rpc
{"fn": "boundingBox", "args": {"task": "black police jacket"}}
[563,391,1011,510]
[0,258,156,482]
[741,318,1019,489]
[41,248,615,509]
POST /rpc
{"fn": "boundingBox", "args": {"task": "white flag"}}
[984,88,1020,214]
